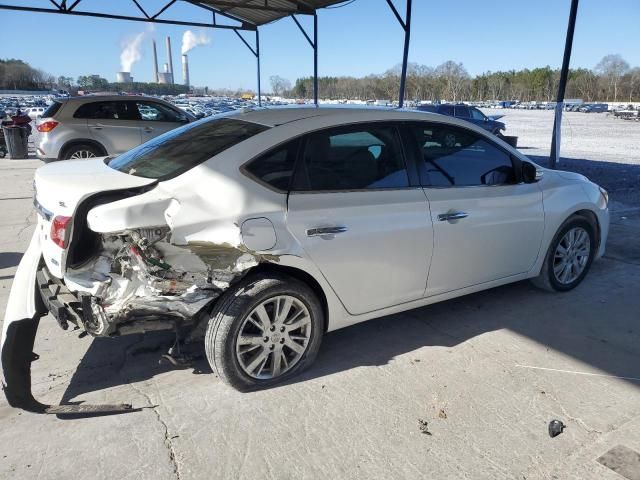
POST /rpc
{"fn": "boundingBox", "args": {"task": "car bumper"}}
[1,231,132,414]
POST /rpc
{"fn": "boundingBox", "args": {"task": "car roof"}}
[58,95,168,104]
[225,105,461,128]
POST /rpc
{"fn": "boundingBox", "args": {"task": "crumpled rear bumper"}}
[1,231,47,412]
[1,231,133,415]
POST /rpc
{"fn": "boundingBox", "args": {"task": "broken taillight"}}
[37,120,59,133]
[50,215,72,248]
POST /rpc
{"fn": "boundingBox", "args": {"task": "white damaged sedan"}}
[1,107,609,412]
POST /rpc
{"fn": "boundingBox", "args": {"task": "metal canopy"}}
[197,0,345,26]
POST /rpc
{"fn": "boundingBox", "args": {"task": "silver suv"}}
[36,95,194,160]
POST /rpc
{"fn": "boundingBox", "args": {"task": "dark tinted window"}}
[42,101,62,118]
[292,124,409,191]
[73,101,139,120]
[454,106,471,118]
[409,123,515,187]
[439,105,454,116]
[244,141,298,192]
[108,118,269,180]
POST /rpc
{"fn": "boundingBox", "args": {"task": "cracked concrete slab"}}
[1,115,640,479]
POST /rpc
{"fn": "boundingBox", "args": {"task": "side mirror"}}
[521,162,541,183]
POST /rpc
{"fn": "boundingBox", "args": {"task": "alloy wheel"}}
[235,295,312,379]
[553,227,591,285]
[69,150,96,159]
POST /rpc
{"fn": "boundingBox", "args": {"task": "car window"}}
[409,123,515,187]
[292,124,409,191]
[108,118,270,180]
[73,101,139,120]
[136,101,185,122]
[470,108,485,120]
[454,106,471,118]
[439,105,454,116]
[244,140,298,192]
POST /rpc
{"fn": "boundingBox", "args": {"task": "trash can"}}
[2,126,29,159]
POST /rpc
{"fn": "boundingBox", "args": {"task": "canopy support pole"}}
[291,13,318,104]
[550,0,579,169]
[386,0,412,108]
[234,28,261,105]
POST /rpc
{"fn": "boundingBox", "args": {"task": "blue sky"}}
[1,0,638,90]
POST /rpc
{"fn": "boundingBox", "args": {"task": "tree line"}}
[285,54,640,103]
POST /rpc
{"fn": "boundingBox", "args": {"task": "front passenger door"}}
[408,122,545,296]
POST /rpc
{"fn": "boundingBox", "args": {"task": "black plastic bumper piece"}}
[2,267,136,416]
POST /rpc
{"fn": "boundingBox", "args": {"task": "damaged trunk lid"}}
[34,158,157,278]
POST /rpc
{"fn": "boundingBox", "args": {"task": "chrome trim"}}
[33,197,53,221]
[438,211,468,222]
[306,226,348,237]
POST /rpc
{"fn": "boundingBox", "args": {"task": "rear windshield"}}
[108,117,270,180]
[42,101,62,118]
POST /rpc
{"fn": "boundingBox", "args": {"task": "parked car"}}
[35,95,195,161]
[416,103,506,135]
[580,103,608,113]
[25,107,45,120]
[2,107,609,411]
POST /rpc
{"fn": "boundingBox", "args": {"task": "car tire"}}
[61,143,103,160]
[531,216,597,292]
[204,273,325,391]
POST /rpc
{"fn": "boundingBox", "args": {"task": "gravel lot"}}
[1,110,639,480]
[486,108,640,210]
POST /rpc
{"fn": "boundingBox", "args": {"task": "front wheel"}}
[531,216,596,292]
[205,273,325,391]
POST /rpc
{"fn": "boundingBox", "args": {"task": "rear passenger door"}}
[75,101,142,154]
[286,122,433,315]
[407,122,544,296]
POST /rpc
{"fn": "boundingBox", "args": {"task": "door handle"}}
[89,123,104,130]
[143,126,154,133]
[438,211,468,222]
[306,226,348,237]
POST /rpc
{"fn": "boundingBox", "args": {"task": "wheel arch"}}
[568,208,600,251]
[246,263,330,332]
[58,139,107,160]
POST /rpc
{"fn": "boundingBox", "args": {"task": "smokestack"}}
[182,54,189,87]
[152,39,159,83]
[166,36,174,84]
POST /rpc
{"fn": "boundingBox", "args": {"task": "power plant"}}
[116,35,197,86]
[116,71,133,83]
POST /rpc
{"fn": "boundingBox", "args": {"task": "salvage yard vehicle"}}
[35,95,195,161]
[2,107,609,413]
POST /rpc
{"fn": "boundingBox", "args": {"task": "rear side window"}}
[244,140,298,192]
[409,123,515,187]
[292,124,409,191]
[73,101,140,120]
[42,101,62,118]
[439,105,454,116]
[108,118,269,180]
[454,106,470,118]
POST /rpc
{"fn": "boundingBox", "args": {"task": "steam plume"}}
[181,30,211,55]
[120,26,154,72]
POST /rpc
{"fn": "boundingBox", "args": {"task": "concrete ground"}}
[1,111,640,479]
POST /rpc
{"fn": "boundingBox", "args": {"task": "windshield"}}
[108,117,270,180]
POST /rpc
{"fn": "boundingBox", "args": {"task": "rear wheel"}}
[531,216,596,292]
[205,273,325,391]
[62,143,102,160]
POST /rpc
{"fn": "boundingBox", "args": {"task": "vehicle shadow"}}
[58,259,639,410]
[0,252,23,269]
